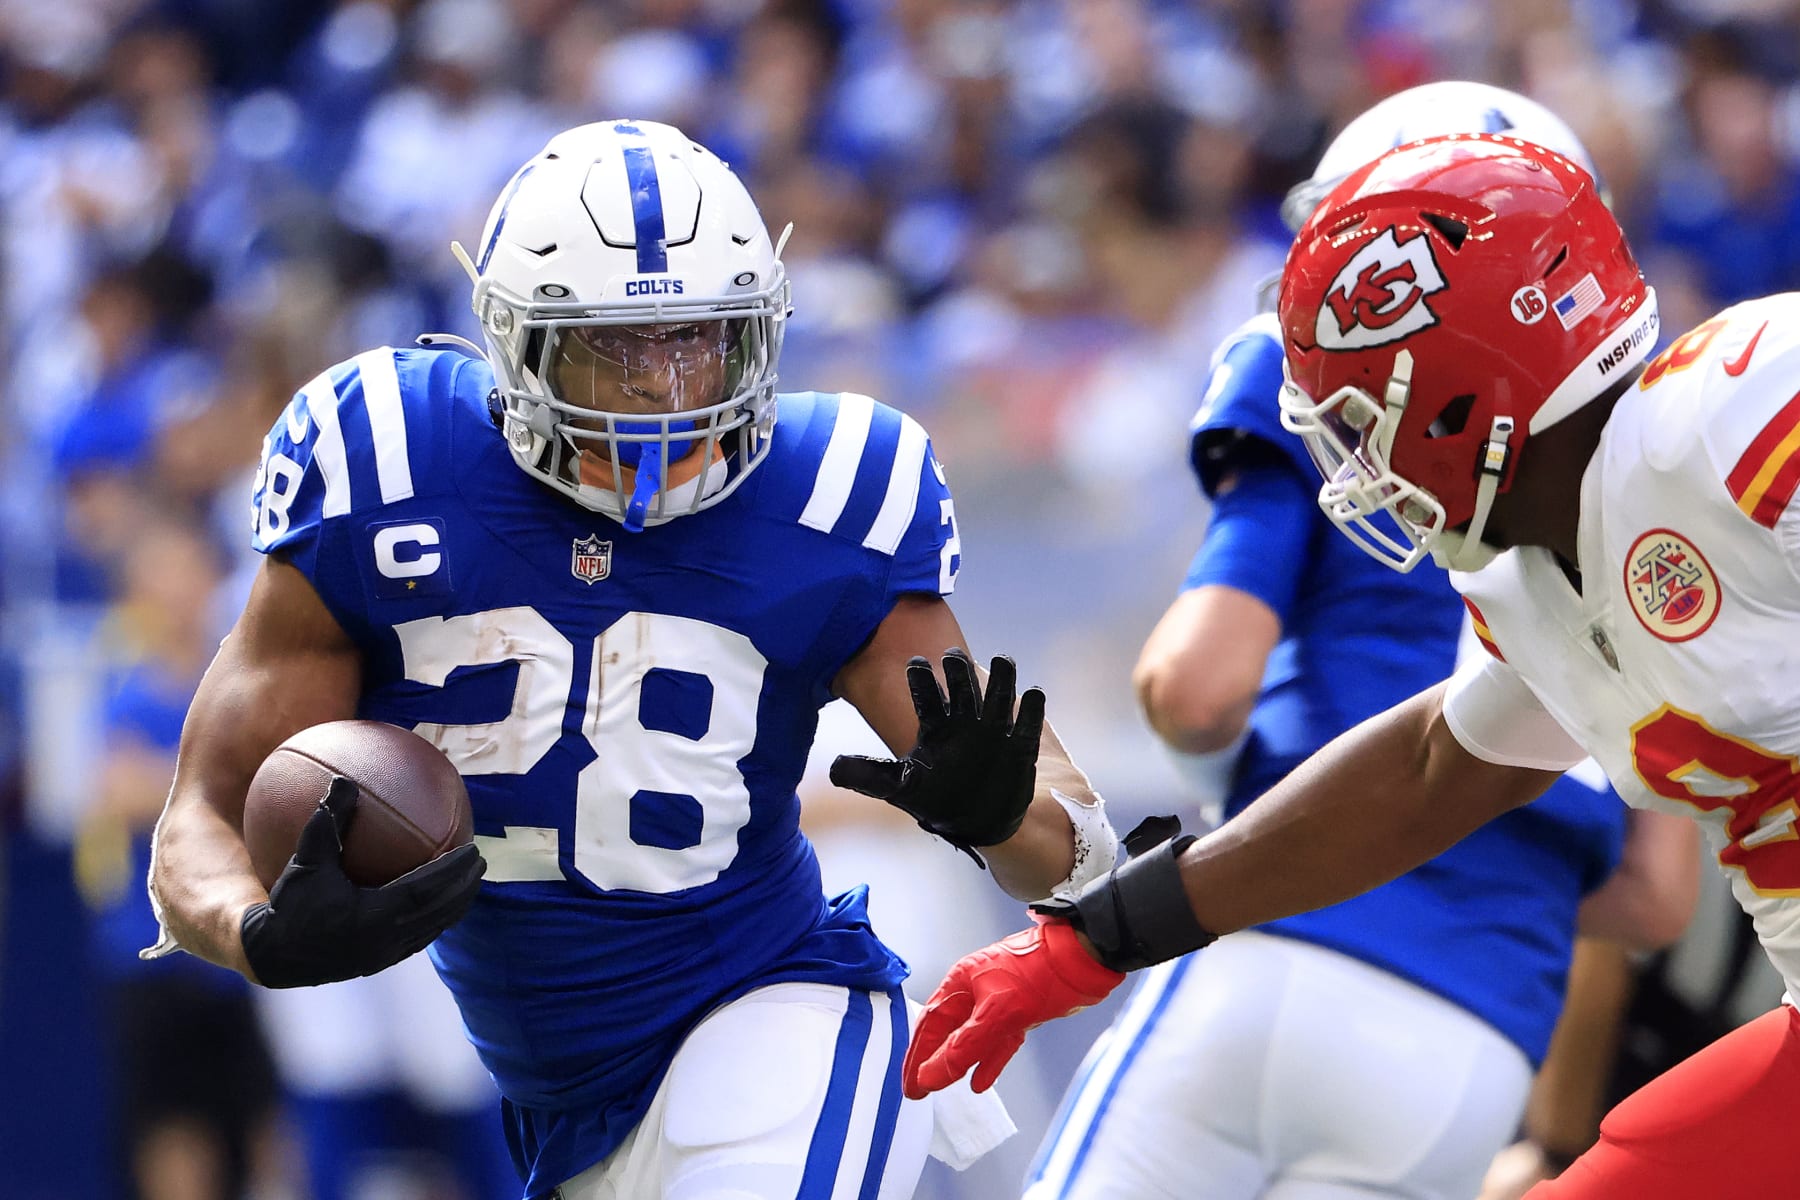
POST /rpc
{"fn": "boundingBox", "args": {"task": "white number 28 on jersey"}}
[393,608,767,894]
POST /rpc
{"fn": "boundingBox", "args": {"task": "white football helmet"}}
[1279,81,1603,233]
[456,120,790,530]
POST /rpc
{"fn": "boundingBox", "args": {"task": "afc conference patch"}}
[571,534,612,584]
[1624,528,1720,642]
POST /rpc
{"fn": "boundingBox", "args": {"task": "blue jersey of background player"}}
[1023,84,1697,1200]
[147,120,1117,1200]
[1023,319,1634,1200]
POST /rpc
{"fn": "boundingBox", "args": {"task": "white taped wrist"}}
[1046,788,1120,902]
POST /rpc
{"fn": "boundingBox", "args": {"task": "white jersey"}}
[1445,292,1800,997]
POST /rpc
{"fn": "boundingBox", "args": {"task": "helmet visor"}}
[1293,385,1385,487]
[1279,374,1440,572]
[547,319,749,418]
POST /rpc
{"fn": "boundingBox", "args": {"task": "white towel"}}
[905,997,1018,1170]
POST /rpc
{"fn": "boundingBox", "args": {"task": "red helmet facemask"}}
[1277,134,1658,572]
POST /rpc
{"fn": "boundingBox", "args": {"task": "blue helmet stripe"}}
[477,163,536,273]
[614,122,669,273]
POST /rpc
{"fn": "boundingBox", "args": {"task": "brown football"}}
[244,720,473,890]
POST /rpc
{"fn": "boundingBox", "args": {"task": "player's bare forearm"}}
[1133,585,1280,755]
[1174,683,1561,935]
[155,766,270,976]
[984,723,1087,900]
[1576,809,1699,950]
[151,558,361,978]
[1522,937,1635,1160]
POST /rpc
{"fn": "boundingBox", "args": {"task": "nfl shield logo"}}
[571,534,612,584]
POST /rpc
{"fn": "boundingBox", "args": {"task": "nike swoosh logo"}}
[1724,321,1769,376]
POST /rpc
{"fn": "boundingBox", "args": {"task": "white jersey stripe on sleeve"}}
[800,392,876,534]
[301,370,351,518]
[862,415,928,555]
[355,348,415,504]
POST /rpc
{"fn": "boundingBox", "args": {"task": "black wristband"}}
[1033,833,1215,972]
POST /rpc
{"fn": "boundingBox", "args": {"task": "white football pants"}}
[556,982,934,1200]
[1025,931,1533,1200]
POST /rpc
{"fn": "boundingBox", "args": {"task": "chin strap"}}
[1446,415,1515,570]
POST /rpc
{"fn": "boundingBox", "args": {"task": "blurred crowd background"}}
[3,0,1799,1197]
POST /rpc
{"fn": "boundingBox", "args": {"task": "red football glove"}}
[902,917,1127,1100]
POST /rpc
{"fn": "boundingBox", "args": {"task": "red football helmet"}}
[1277,134,1658,572]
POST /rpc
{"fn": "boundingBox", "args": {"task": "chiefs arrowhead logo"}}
[1316,227,1448,351]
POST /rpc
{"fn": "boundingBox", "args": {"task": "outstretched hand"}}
[830,649,1045,861]
[902,917,1125,1099]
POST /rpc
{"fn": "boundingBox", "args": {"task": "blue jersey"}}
[1188,316,1627,1066]
[250,346,961,1194]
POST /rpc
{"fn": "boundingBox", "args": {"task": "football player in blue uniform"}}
[1007,85,1699,1200]
[145,120,1120,1200]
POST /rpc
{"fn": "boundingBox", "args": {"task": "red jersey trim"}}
[1462,597,1505,661]
[1727,389,1800,528]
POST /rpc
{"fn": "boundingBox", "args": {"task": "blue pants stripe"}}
[1035,955,1195,1198]
[795,989,874,1200]
[1028,1022,1115,1187]
[856,989,908,1200]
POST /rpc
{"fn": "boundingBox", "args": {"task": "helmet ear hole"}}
[1425,394,1476,439]
[1421,212,1469,249]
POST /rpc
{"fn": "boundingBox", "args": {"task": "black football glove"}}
[830,649,1045,866]
[240,776,487,989]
